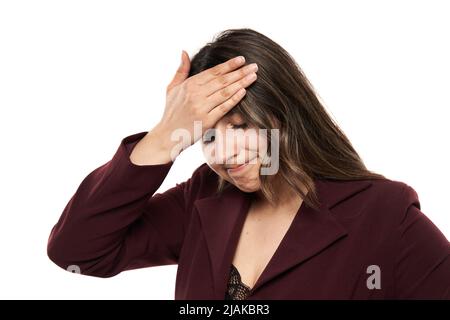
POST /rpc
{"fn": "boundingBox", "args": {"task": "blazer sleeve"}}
[394,185,450,299]
[47,131,197,278]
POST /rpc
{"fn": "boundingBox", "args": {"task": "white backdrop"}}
[1,0,449,299]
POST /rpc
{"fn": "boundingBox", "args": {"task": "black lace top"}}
[225,264,252,300]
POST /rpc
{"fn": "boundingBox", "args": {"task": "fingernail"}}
[249,63,258,72]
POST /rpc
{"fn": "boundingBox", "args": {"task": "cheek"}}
[255,131,268,157]
[249,159,263,177]
[241,129,269,160]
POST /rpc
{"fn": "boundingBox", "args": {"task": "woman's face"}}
[201,112,267,192]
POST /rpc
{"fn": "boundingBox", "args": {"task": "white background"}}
[1,0,449,299]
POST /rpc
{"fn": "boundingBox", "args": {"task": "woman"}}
[47,28,450,300]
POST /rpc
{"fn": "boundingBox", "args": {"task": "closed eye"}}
[232,123,248,129]
[202,123,248,144]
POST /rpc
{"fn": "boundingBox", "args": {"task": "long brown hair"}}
[188,28,385,210]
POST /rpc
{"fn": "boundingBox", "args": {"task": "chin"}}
[207,163,262,192]
[227,173,261,192]
[234,184,260,193]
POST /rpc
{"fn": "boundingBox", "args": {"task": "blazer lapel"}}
[195,184,252,299]
[195,177,373,299]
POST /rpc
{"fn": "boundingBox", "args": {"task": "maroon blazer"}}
[47,132,450,299]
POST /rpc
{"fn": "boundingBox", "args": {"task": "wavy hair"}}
[188,28,385,210]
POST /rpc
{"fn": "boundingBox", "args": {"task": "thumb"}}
[167,50,190,91]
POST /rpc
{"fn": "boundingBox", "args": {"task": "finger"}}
[204,62,258,97]
[192,55,246,85]
[206,72,257,112]
[208,88,247,124]
[167,50,191,91]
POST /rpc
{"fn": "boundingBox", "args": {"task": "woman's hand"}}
[161,51,257,148]
[130,51,258,165]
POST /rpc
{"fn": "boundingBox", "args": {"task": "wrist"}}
[149,123,181,155]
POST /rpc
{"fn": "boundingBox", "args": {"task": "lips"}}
[224,157,255,170]
[226,162,249,174]
[225,158,255,174]
[225,163,247,169]
[226,162,247,169]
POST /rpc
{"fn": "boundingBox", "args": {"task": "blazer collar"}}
[194,176,373,299]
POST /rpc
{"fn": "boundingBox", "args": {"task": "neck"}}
[253,176,305,210]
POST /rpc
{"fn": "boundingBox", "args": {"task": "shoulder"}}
[319,176,419,209]
[369,177,417,197]
[179,162,220,200]
[367,178,421,228]
[188,162,218,189]
[321,177,420,226]
[368,178,420,210]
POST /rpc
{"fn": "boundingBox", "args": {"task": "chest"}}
[230,202,300,289]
